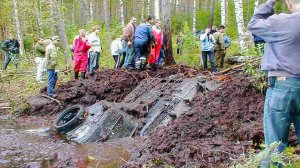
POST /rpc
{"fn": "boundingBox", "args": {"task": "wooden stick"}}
[41,95,62,105]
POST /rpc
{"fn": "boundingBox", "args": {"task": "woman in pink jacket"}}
[73,29,91,79]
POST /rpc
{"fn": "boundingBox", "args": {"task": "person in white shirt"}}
[87,26,101,75]
[110,36,123,69]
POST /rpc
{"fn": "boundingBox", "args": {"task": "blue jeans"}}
[134,40,148,69]
[201,51,215,71]
[87,51,100,74]
[157,47,165,65]
[261,77,300,167]
[3,52,18,70]
[124,45,134,68]
[47,69,58,96]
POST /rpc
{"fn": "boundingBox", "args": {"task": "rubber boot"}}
[81,72,86,80]
[74,72,79,79]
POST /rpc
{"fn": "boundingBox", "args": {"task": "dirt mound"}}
[24,65,198,116]
[122,76,264,168]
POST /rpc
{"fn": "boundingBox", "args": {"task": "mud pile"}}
[25,65,198,116]
[123,76,264,167]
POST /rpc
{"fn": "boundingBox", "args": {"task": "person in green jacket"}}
[45,36,60,98]
[213,25,226,69]
[35,38,51,83]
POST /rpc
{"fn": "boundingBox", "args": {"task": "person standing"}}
[34,38,51,83]
[110,36,123,69]
[248,0,300,167]
[200,28,215,72]
[1,34,20,70]
[45,36,60,98]
[148,20,162,69]
[123,17,137,69]
[133,16,156,70]
[176,32,183,56]
[73,29,91,79]
[87,26,101,76]
[213,25,226,69]
[157,33,165,66]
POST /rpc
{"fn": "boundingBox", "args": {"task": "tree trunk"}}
[141,0,145,21]
[80,0,89,26]
[220,0,226,26]
[12,0,24,56]
[209,0,215,28]
[154,0,160,20]
[71,1,75,24]
[147,0,150,17]
[175,0,179,13]
[192,0,196,32]
[254,0,259,10]
[133,0,137,16]
[35,0,43,37]
[90,0,93,22]
[103,0,109,30]
[50,0,70,68]
[234,0,246,51]
[162,0,175,65]
[120,0,125,26]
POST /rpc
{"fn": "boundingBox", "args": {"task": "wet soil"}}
[122,76,265,168]
[0,116,137,168]
[24,65,198,116]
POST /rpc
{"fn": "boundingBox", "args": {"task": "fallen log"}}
[220,58,260,74]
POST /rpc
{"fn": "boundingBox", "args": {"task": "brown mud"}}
[25,65,198,116]
[122,76,265,168]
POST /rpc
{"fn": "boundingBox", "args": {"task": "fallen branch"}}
[41,95,62,105]
[219,58,260,74]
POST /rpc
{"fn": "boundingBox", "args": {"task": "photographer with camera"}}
[200,28,216,72]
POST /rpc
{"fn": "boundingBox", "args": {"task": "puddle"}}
[0,116,135,168]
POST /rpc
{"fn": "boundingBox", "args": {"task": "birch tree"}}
[12,0,24,56]
[154,0,160,20]
[234,0,246,51]
[192,0,196,32]
[162,0,175,65]
[221,0,226,26]
[141,0,145,20]
[254,0,259,10]
[120,0,125,27]
[90,0,93,22]
[175,0,180,13]
[147,0,151,16]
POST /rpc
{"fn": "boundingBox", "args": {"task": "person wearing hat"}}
[45,36,60,98]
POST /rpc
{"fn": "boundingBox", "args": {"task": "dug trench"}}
[1,65,297,167]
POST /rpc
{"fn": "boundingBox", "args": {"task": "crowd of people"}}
[200,25,231,72]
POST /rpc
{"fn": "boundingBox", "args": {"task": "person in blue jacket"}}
[1,34,20,70]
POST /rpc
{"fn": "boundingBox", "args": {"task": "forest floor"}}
[0,65,299,167]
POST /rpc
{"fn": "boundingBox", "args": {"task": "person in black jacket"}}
[1,34,20,70]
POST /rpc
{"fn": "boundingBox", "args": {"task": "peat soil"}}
[122,76,265,168]
[25,65,198,116]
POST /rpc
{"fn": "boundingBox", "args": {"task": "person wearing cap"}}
[34,38,51,83]
[45,36,60,98]
[1,33,20,70]
[213,25,226,69]
[73,29,91,79]
[248,0,300,166]
[87,26,101,76]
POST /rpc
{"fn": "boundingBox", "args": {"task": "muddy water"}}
[0,116,136,168]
